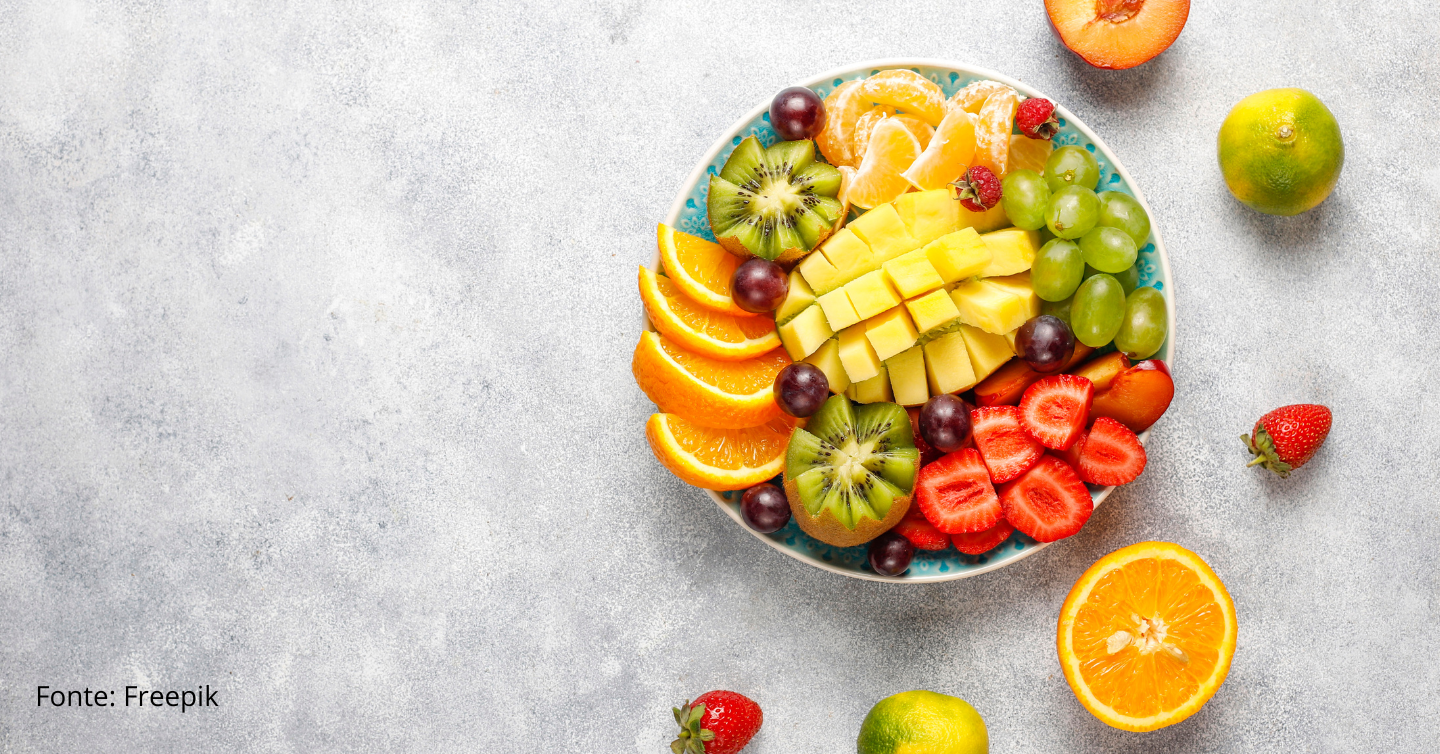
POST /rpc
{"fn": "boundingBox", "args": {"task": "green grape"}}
[1097,191,1151,247]
[1041,297,1072,325]
[1044,145,1101,192]
[1083,264,1137,293]
[1114,286,1168,359]
[1045,186,1100,239]
[1071,274,1126,348]
[1032,239,1084,302]
[1000,170,1051,231]
[1079,226,1137,273]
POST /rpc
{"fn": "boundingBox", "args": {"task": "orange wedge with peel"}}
[816,80,869,168]
[639,267,779,361]
[1008,133,1054,175]
[1058,541,1238,732]
[901,107,977,191]
[645,413,793,490]
[845,118,923,210]
[632,330,788,429]
[656,224,752,317]
[861,69,947,126]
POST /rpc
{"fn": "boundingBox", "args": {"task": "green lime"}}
[1217,88,1343,216]
[856,690,987,754]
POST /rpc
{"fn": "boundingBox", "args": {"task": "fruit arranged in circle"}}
[1079,226,1138,273]
[867,530,916,576]
[1096,190,1151,247]
[1000,168,1050,231]
[915,448,1002,534]
[1015,315,1076,373]
[1090,359,1174,432]
[740,482,792,533]
[973,85,1020,176]
[861,69,948,126]
[1077,416,1147,485]
[708,136,844,263]
[1243,403,1332,477]
[657,224,752,317]
[783,395,919,547]
[1219,87,1344,216]
[970,405,1045,483]
[1046,185,1100,239]
[901,107,977,191]
[952,165,1002,212]
[632,331,788,429]
[1114,286,1167,359]
[856,690,988,754]
[918,394,973,453]
[998,454,1093,542]
[951,519,1015,555]
[1045,0,1192,70]
[639,267,781,361]
[1044,145,1101,191]
[1071,273,1126,348]
[645,413,794,491]
[730,258,789,314]
[1058,541,1236,732]
[671,690,764,754]
[1016,97,1060,140]
[816,80,869,167]
[770,85,826,141]
[1032,238,1083,301]
[846,118,924,209]
[773,362,829,418]
[1020,374,1094,450]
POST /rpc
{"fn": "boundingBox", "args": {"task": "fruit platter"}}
[636,60,1176,582]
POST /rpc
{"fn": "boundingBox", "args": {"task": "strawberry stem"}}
[1246,456,1266,468]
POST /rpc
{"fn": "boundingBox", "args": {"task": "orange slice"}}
[816,80,869,168]
[974,88,1021,177]
[861,70,947,126]
[657,224,752,317]
[1058,541,1238,732]
[645,413,793,490]
[948,80,1009,114]
[632,330,788,429]
[845,118,923,210]
[901,107,977,191]
[1008,133,1054,175]
[850,106,895,158]
[639,267,779,361]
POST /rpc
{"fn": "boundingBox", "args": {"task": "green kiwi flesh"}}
[708,136,843,265]
[783,395,919,547]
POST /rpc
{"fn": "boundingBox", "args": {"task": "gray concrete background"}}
[2,1,1438,751]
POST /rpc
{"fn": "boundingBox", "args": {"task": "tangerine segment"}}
[850,106,896,159]
[949,80,1009,114]
[974,88,1021,177]
[901,107,977,191]
[632,330,788,429]
[1008,134,1054,175]
[845,118,923,210]
[639,266,779,361]
[862,70,948,126]
[1058,541,1237,733]
[657,224,752,317]
[816,80,869,167]
[645,413,793,490]
[891,115,935,151]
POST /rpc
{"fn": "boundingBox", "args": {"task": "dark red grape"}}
[731,258,788,313]
[773,363,828,418]
[740,483,790,533]
[1015,315,1076,373]
[868,531,915,576]
[918,394,973,453]
[769,86,826,141]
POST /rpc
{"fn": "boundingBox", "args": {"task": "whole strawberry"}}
[951,166,1002,212]
[1243,404,1332,477]
[671,691,762,754]
[1016,97,1060,140]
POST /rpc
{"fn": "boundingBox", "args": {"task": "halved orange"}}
[901,107,977,191]
[645,413,793,490]
[639,266,779,361]
[861,70,947,126]
[974,88,1020,177]
[1058,541,1238,732]
[816,80,869,168]
[948,79,1009,114]
[845,118,922,210]
[1009,133,1054,175]
[632,330,788,429]
[656,224,752,317]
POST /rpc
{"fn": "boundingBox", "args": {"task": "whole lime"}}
[856,690,987,754]
[1218,88,1343,216]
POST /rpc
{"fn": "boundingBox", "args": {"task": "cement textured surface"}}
[2,1,1439,751]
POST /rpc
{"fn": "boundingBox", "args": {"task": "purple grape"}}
[773,363,829,418]
[731,258,788,313]
[740,483,790,533]
[769,86,826,141]
[918,394,973,453]
[868,531,914,577]
[1015,315,1076,373]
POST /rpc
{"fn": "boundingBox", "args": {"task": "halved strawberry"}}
[1019,374,1094,450]
[1055,428,1087,472]
[998,455,1093,542]
[893,506,951,551]
[951,519,1015,555]
[1077,416,1147,485]
[915,448,1002,534]
[970,406,1044,483]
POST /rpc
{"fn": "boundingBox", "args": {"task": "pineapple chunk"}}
[837,324,883,384]
[882,248,947,299]
[865,307,919,362]
[804,337,851,394]
[951,280,1027,335]
[844,270,903,320]
[820,228,877,281]
[775,270,814,325]
[905,289,962,334]
[847,203,919,262]
[959,324,1014,382]
[887,346,929,407]
[924,331,978,395]
[816,288,862,331]
[1004,329,1021,356]
[849,367,892,404]
[924,228,991,284]
[978,228,1041,277]
[893,189,962,246]
[798,251,844,296]
[985,271,1040,320]
[960,203,1013,234]
[777,304,834,360]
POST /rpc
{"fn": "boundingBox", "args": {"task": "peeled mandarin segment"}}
[657,224,752,317]
[631,330,788,429]
[891,114,935,150]
[1008,133,1054,175]
[900,108,977,191]
[845,118,922,210]
[974,88,1021,177]
[948,79,1010,114]
[639,267,780,361]
[816,80,869,167]
[850,106,896,159]
[645,413,792,490]
[861,69,947,126]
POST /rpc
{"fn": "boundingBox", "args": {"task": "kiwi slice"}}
[708,136,843,265]
[783,395,920,547]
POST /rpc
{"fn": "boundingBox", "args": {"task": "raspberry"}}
[951,165,1002,212]
[1016,98,1059,140]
